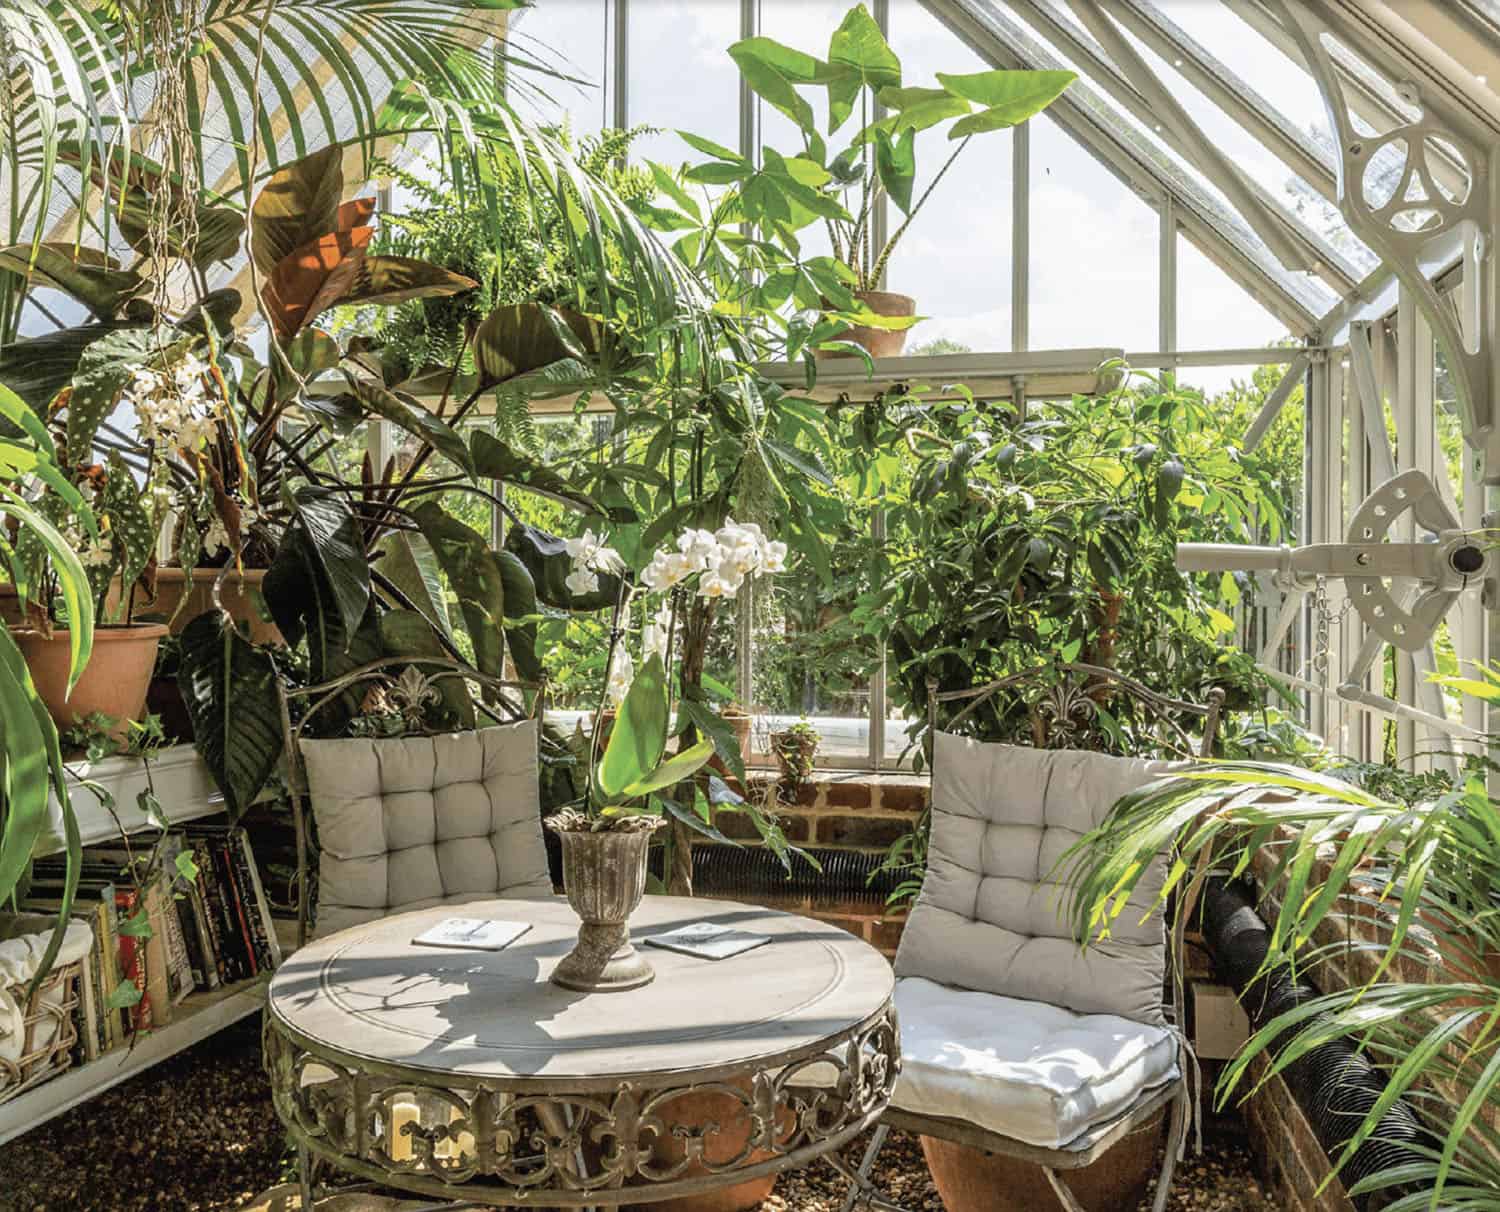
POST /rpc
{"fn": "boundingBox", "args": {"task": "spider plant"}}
[1057,731,1500,1211]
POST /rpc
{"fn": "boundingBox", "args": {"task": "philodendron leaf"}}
[250,145,346,277]
[376,530,452,638]
[874,126,916,214]
[598,652,670,802]
[826,2,901,132]
[495,549,542,683]
[336,256,478,310]
[504,522,623,612]
[875,85,970,134]
[473,303,599,389]
[261,224,375,342]
[346,377,475,476]
[288,487,370,642]
[938,70,1077,138]
[728,37,824,133]
[177,611,282,819]
[0,244,143,318]
[412,502,506,677]
[471,430,605,517]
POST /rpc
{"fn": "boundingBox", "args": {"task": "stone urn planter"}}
[13,623,168,737]
[817,289,916,360]
[549,817,664,993]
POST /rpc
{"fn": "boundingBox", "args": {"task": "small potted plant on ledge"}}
[684,2,1074,358]
[547,652,716,993]
[771,720,821,795]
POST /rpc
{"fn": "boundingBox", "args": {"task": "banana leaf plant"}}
[1056,733,1500,1212]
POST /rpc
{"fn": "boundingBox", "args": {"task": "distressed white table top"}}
[267,895,894,1083]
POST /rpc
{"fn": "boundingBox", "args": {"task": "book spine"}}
[156,871,195,1004]
[219,839,258,979]
[195,837,240,983]
[114,889,152,1036]
[100,885,126,1046]
[206,838,249,982]
[232,829,278,970]
[189,839,227,986]
[141,882,176,1024]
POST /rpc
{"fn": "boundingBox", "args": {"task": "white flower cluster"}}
[203,499,265,558]
[128,353,217,452]
[563,528,624,597]
[639,518,787,600]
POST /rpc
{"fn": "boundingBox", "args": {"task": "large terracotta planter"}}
[920,1107,1164,1212]
[624,1078,794,1212]
[13,624,168,737]
[818,289,916,360]
[550,822,662,993]
[137,567,281,645]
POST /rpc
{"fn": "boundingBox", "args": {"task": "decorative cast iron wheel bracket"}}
[1267,0,1499,481]
[262,1003,900,1207]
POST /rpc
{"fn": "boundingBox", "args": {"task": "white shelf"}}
[35,743,225,857]
[0,976,268,1146]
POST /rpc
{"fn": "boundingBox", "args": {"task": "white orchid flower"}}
[565,567,600,596]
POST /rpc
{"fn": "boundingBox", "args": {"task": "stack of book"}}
[24,825,281,1064]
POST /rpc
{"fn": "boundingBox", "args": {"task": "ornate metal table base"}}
[265,1006,899,1208]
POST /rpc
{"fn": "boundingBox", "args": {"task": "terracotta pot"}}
[708,708,755,778]
[13,624,168,737]
[624,1077,794,1212]
[920,1107,1165,1212]
[136,567,281,646]
[817,289,916,360]
[551,824,662,993]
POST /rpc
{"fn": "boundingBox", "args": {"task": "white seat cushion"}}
[892,976,1179,1150]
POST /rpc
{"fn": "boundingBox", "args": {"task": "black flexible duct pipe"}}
[1200,877,1425,1211]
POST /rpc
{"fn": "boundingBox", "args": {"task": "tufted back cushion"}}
[894,733,1176,1026]
[301,720,554,937]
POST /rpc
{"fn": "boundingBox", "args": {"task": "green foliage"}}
[591,654,715,819]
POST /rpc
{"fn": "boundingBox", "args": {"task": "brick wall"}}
[695,769,928,957]
[1242,1055,1358,1212]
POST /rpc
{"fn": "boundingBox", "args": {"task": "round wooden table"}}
[263,896,899,1208]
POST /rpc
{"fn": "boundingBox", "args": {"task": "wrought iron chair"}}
[840,662,1223,1212]
[279,657,552,949]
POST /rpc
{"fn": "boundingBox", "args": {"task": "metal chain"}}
[1312,578,1331,685]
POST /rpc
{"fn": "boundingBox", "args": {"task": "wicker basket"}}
[0,953,84,1105]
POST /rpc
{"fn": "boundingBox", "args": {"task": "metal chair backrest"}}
[278,657,546,947]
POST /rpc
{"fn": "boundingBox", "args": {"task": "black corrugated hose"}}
[1200,876,1426,1211]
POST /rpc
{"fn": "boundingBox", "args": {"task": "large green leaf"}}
[101,451,155,618]
[875,85,971,134]
[597,652,669,802]
[347,377,475,476]
[412,503,506,677]
[495,549,541,682]
[288,487,370,642]
[473,303,599,389]
[826,3,901,132]
[0,244,142,319]
[621,739,716,799]
[0,626,56,906]
[938,70,1077,138]
[0,322,140,413]
[471,430,605,517]
[177,611,283,820]
[2,489,95,687]
[376,531,452,638]
[250,145,345,277]
[874,127,917,214]
[505,522,623,612]
[336,256,478,310]
[65,327,157,464]
[728,37,824,133]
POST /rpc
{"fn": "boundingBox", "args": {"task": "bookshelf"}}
[1,749,293,1147]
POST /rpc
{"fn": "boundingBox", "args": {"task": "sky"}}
[504,0,1357,394]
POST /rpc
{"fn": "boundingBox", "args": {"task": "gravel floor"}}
[0,1017,1270,1212]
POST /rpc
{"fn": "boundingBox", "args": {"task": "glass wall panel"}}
[1175,233,1292,394]
[1028,114,1159,352]
[511,0,612,136]
[886,0,1011,354]
[627,0,740,168]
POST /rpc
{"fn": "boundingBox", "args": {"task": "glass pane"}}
[886,0,1011,354]
[1175,232,1293,385]
[628,0,740,167]
[510,0,612,135]
[1029,113,1159,351]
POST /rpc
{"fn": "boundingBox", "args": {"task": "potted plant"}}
[771,720,820,791]
[547,654,717,993]
[10,447,168,738]
[683,3,1074,357]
